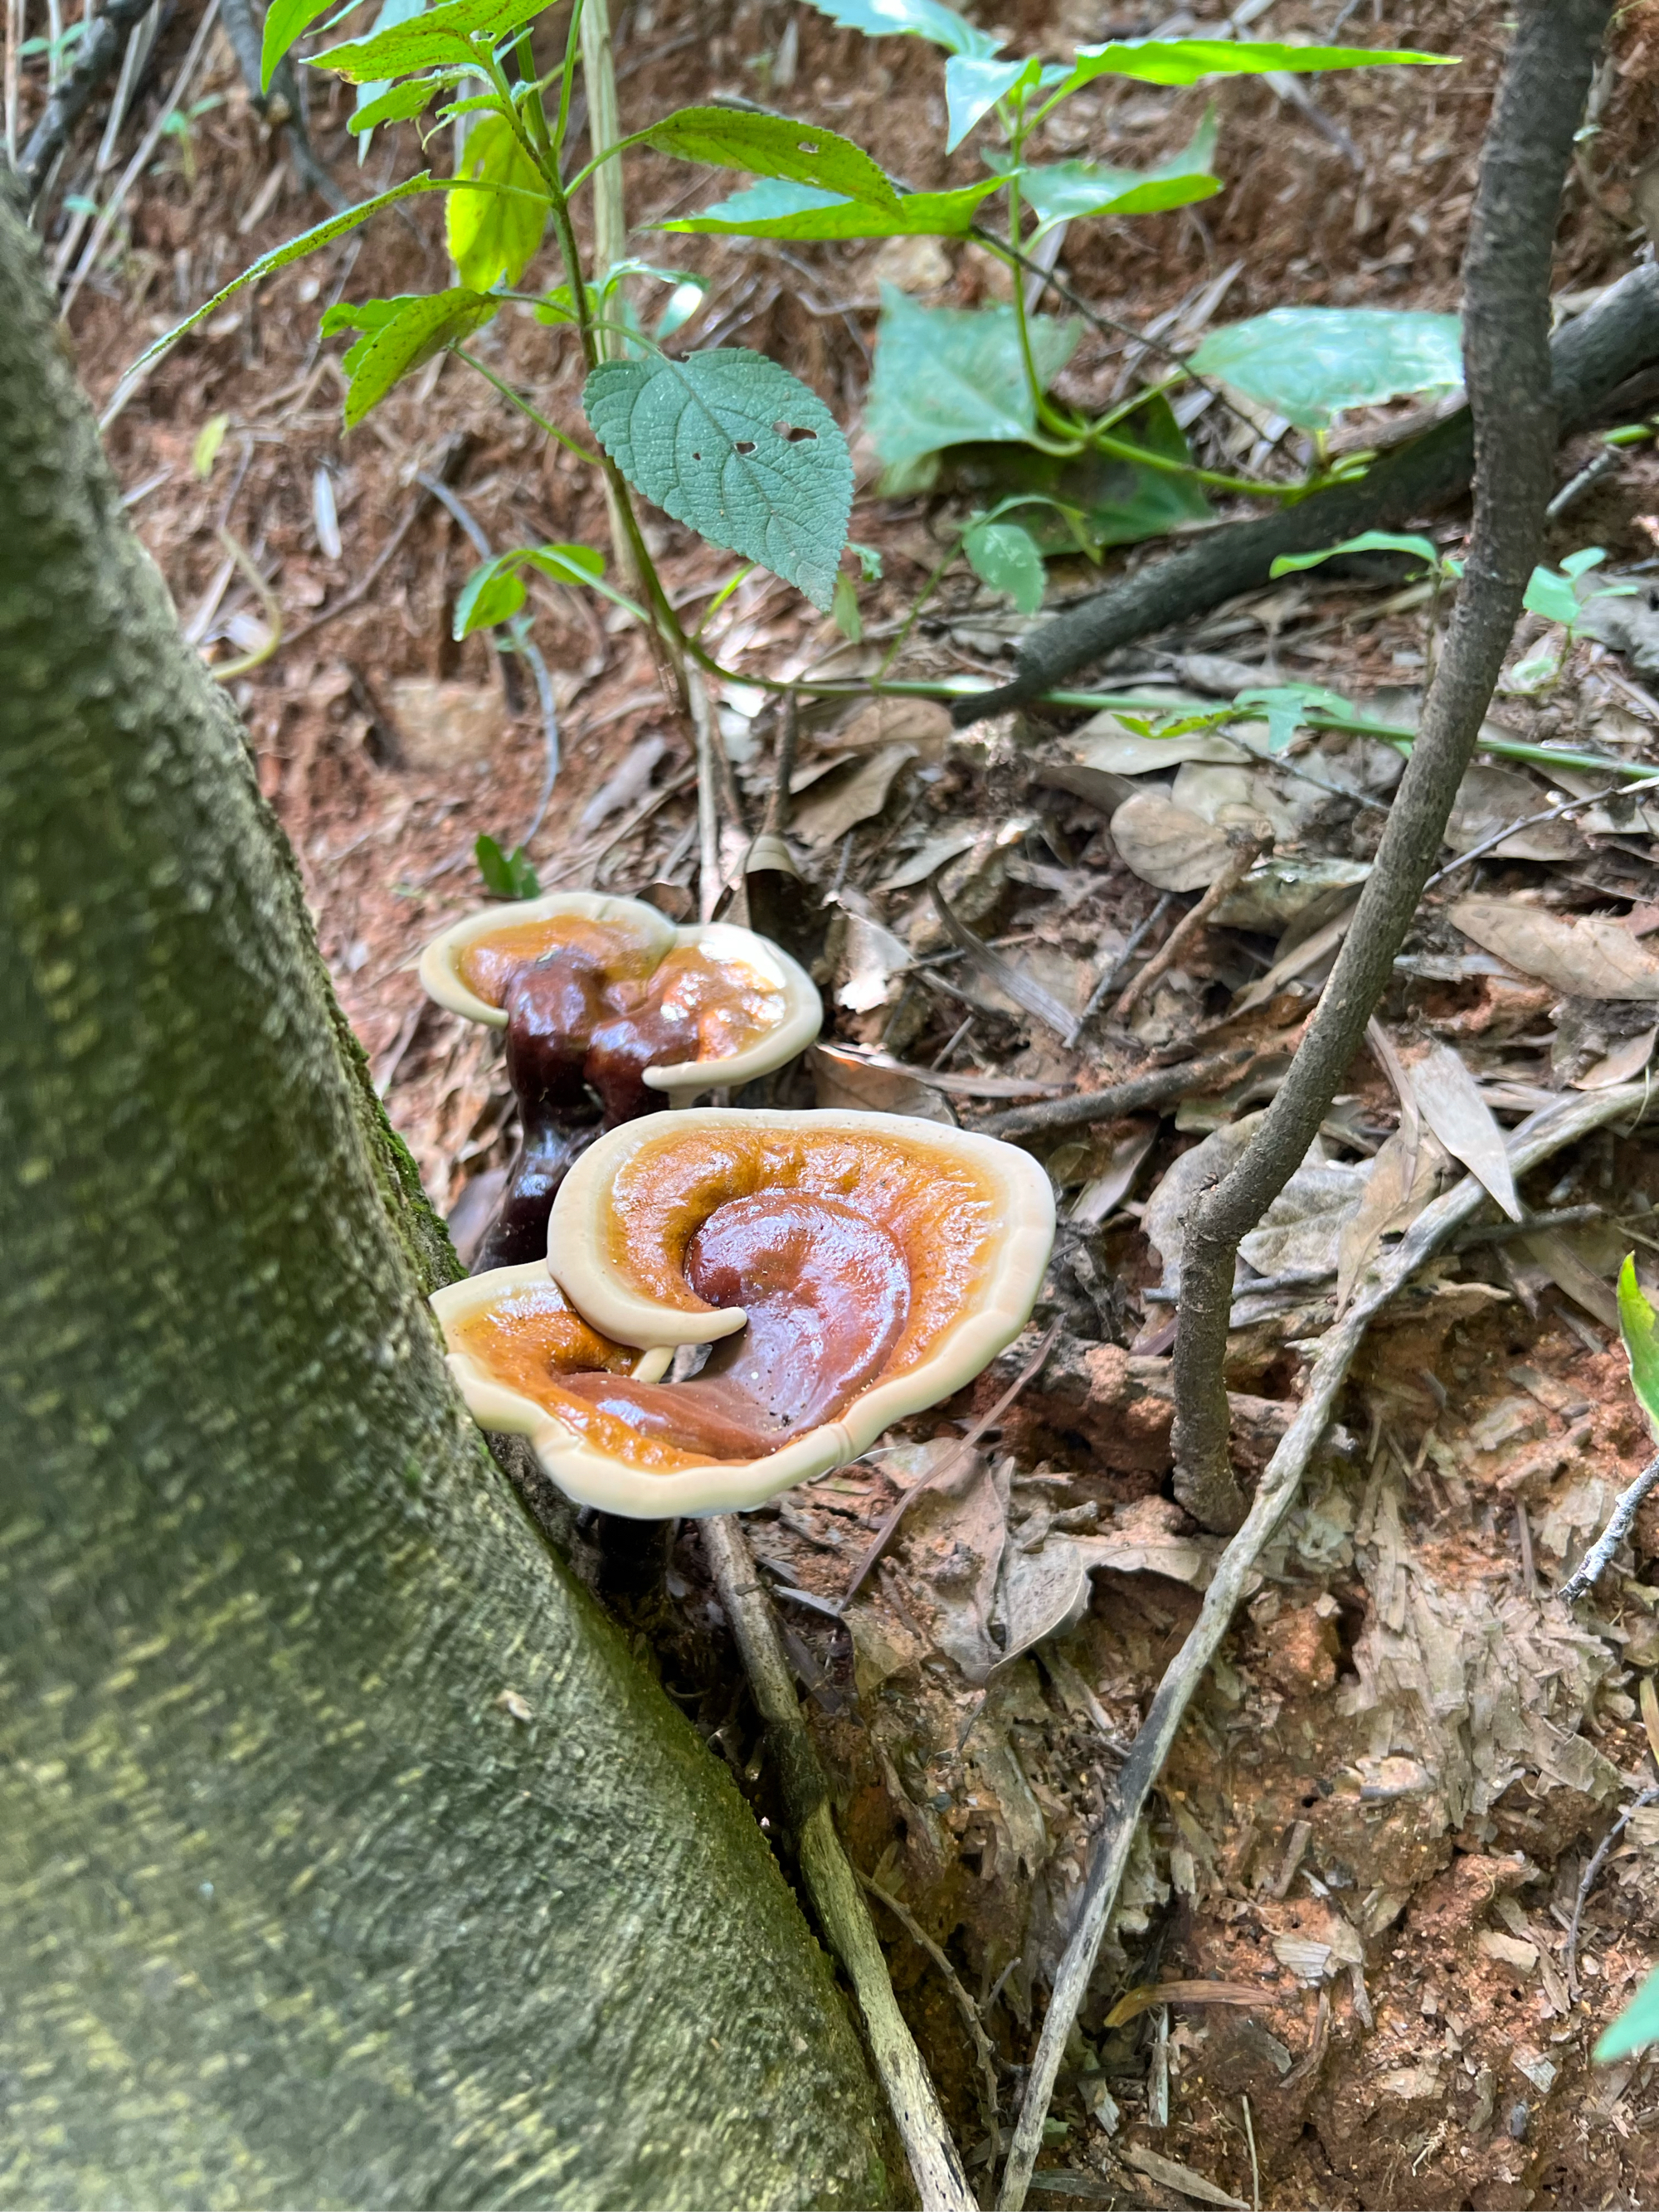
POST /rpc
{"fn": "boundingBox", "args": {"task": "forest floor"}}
[29,0,1659,2201]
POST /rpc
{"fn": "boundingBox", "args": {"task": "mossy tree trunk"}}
[0,185,894,2212]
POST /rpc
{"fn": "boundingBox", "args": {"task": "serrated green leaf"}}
[314,0,543,80]
[985,109,1217,234]
[1598,1962,1659,2064]
[1620,1255,1659,1444]
[342,287,496,425]
[865,284,1078,469]
[659,173,1005,239]
[1271,531,1443,580]
[802,0,1000,58]
[348,72,444,131]
[455,542,607,636]
[124,174,439,380]
[261,0,356,92]
[1045,36,1455,108]
[1190,306,1463,430]
[640,105,898,211]
[349,0,428,143]
[447,112,548,288]
[583,349,852,610]
[964,519,1044,613]
[320,292,420,373]
[945,52,1039,151]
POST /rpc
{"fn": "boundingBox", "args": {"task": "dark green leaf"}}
[125,175,438,379]
[963,519,1044,613]
[475,833,540,897]
[936,393,1208,552]
[314,0,546,80]
[583,349,853,610]
[801,0,1000,59]
[659,173,1004,239]
[864,284,1078,469]
[1190,305,1463,430]
[447,112,548,288]
[342,287,497,425]
[348,73,444,131]
[640,105,898,211]
[455,542,606,637]
[1270,530,1442,579]
[261,0,360,92]
[1047,36,1455,107]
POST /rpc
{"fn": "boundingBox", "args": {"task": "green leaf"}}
[640,106,898,211]
[1045,36,1455,110]
[1235,683,1356,756]
[261,0,358,92]
[124,174,440,380]
[1524,565,1583,630]
[849,539,883,581]
[832,570,863,642]
[348,72,445,131]
[984,109,1217,234]
[659,173,1005,239]
[865,284,1079,469]
[656,277,708,338]
[1190,306,1464,430]
[801,0,1001,58]
[1598,1962,1659,2064]
[455,542,607,636]
[447,112,548,288]
[1619,1254,1659,1445]
[582,349,853,610]
[476,833,540,898]
[349,0,429,140]
[1562,545,1608,577]
[314,0,545,80]
[932,393,1209,552]
[964,519,1044,614]
[946,53,1039,152]
[192,412,230,477]
[341,287,497,425]
[1270,530,1443,580]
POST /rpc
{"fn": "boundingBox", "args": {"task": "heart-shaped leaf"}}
[865,284,1078,469]
[640,106,898,211]
[1190,307,1463,430]
[583,349,852,610]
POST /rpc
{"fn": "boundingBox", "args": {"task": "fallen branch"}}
[951,259,1657,727]
[701,1513,976,2212]
[992,1080,1651,2212]
[1564,1782,1659,1993]
[975,1044,1255,1142]
[1559,1451,1659,1603]
[1169,0,1613,1534]
[17,0,153,202]
[857,1870,1003,2142]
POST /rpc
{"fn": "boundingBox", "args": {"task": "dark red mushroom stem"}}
[474,945,709,1271]
[558,1192,911,1457]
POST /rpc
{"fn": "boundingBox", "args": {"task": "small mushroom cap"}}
[417,891,820,1091]
[437,1108,1053,1517]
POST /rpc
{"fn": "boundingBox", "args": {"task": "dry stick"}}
[1564,1784,1659,1993]
[688,665,722,921]
[1113,840,1264,1023]
[1559,1452,1659,1602]
[856,1869,1003,2142]
[1167,0,1613,1537]
[975,1044,1255,1143]
[951,255,1659,727]
[1423,771,1659,891]
[17,0,152,198]
[700,1514,976,2212]
[993,1080,1650,2212]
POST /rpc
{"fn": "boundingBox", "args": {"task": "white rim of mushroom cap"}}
[416,891,821,1091]
[431,1108,1055,1518]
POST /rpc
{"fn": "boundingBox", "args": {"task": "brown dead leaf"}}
[1451,897,1659,1001]
[1336,1124,1448,1308]
[1521,1229,1619,1330]
[1117,2143,1248,2211]
[1102,1981,1263,2030]
[1574,1023,1659,1088]
[1444,763,1583,861]
[809,1046,956,1124]
[1071,716,1248,775]
[820,696,951,760]
[1109,792,1233,892]
[1404,1040,1522,1220]
[791,741,915,848]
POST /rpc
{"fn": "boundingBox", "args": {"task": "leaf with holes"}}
[659,174,1005,239]
[866,285,1078,469]
[582,350,852,610]
[447,112,548,289]
[802,0,1001,58]
[1190,307,1463,430]
[314,0,548,80]
[639,107,898,211]
[963,519,1044,615]
[342,287,497,426]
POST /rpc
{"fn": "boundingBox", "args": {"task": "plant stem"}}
[450,345,601,464]
[1167,0,1614,1534]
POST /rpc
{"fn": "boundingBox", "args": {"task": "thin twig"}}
[761,693,798,841]
[1564,1784,1659,1991]
[701,1513,975,2212]
[1422,771,1659,890]
[688,664,722,921]
[841,1322,1059,1605]
[992,1079,1652,2212]
[1559,1451,1659,1602]
[1113,840,1265,1023]
[17,0,151,198]
[1079,893,1173,1028]
[975,1044,1256,1143]
[857,1870,1002,2142]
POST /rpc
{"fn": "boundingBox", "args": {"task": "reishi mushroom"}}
[431,1107,1055,1516]
[420,892,820,1270]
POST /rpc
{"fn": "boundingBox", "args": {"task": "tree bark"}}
[1168,0,1614,1530]
[0,183,894,2211]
